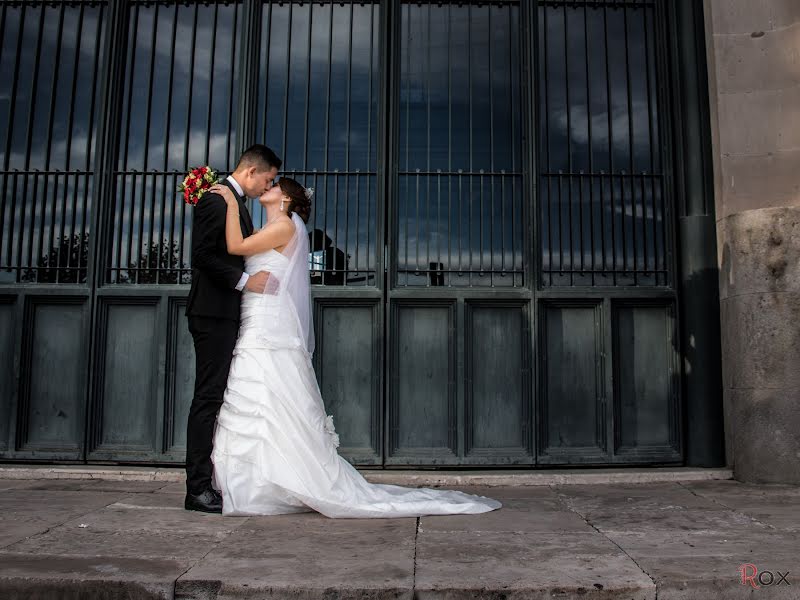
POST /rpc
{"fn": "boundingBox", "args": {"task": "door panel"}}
[539,301,606,462]
[316,300,382,464]
[388,301,456,463]
[20,299,87,453]
[465,302,531,458]
[613,301,680,458]
[91,300,159,457]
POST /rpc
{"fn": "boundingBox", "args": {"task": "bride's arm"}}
[210,184,294,256]
[228,219,293,256]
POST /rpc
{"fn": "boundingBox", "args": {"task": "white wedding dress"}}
[211,215,501,518]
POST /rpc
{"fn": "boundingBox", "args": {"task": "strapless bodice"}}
[244,248,290,279]
[237,249,305,354]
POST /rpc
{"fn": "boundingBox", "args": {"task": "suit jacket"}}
[186,179,255,321]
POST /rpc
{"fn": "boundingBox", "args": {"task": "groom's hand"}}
[245,271,270,293]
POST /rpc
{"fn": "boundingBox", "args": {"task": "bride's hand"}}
[209,183,236,206]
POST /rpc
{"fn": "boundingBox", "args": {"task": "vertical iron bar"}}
[119,2,141,280]
[354,170,360,277]
[623,3,636,283]
[163,3,178,283]
[602,3,616,285]
[415,169,419,276]
[282,3,292,161]
[488,6,494,286]
[583,0,594,284]
[61,4,86,279]
[2,4,26,267]
[479,170,484,280]
[261,3,272,144]
[205,3,219,164]
[144,4,159,282]
[304,2,312,168]
[557,171,563,275]
[425,4,431,282]
[83,4,104,282]
[366,3,374,278]
[467,4,472,286]
[437,169,441,281]
[563,4,573,285]
[446,3,452,284]
[23,6,47,274]
[344,3,354,285]
[542,4,552,285]
[458,169,462,277]
[322,3,333,284]
[227,3,238,167]
[642,4,654,276]
[0,3,9,265]
[178,4,199,280]
[43,5,66,278]
[333,171,339,281]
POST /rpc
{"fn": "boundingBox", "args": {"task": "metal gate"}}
[0,0,719,467]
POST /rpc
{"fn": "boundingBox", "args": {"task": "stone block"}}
[720,292,800,390]
[718,207,800,299]
[713,23,800,94]
[0,553,191,600]
[717,87,800,156]
[175,517,416,600]
[414,530,655,600]
[719,152,800,218]
[728,387,800,484]
[706,0,800,35]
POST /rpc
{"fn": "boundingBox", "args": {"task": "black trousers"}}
[186,315,239,495]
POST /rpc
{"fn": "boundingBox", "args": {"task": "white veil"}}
[264,212,314,357]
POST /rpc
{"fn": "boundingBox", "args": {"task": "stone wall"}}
[704,0,800,483]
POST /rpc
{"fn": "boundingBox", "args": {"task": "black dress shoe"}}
[185,489,222,513]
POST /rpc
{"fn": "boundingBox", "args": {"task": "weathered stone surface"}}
[706,0,800,35]
[727,387,800,484]
[421,486,589,534]
[717,87,800,156]
[0,553,191,600]
[0,480,798,599]
[0,490,125,548]
[175,515,416,600]
[718,152,800,218]
[414,530,655,600]
[720,292,800,390]
[712,22,800,94]
[718,208,800,299]
[638,555,798,600]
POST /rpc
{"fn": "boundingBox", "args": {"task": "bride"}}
[206,177,501,518]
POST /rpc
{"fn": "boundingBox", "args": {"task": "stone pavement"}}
[0,475,798,599]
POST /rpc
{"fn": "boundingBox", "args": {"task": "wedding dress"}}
[211,213,501,518]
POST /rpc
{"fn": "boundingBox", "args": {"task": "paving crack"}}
[676,481,778,530]
[172,516,252,600]
[0,490,126,551]
[548,484,659,599]
[412,517,420,594]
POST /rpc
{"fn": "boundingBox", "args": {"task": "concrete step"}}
[0,477,797,600]
[0,464,733,486]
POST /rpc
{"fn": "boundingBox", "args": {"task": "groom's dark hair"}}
[237,144,282,171]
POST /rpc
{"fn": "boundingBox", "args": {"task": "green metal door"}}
[0,0,710,468]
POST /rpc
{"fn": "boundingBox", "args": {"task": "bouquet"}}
[178,166,220,205]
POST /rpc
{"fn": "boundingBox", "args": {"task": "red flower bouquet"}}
[178,166,220,205]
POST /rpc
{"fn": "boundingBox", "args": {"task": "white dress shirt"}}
[227,175,250,292]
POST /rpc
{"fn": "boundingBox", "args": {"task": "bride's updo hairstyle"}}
[278,177,312,223]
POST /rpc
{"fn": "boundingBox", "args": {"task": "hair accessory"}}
[304,187,314,201]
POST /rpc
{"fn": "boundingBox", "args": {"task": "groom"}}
[184,144,282,513]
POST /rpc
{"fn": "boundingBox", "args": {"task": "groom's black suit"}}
[185,178,254,495]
